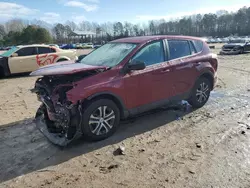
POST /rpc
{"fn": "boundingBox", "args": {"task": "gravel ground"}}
[0,46,250,188]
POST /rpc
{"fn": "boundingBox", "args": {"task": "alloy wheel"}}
[89,106,116,136]
[196,82,210,103]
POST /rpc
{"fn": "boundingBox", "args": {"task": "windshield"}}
[230,40,246,43]
[80,43,137,67]
[1,47,19,57]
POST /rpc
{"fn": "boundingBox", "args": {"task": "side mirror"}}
[11,53,18,57]
[127,60,146,71]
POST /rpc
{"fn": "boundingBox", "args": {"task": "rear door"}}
[8,47,38,74]
[165,39,198,96]
[36,47,59,67]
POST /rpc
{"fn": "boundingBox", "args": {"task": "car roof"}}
[112,35,203,44]
[16,44,54,48]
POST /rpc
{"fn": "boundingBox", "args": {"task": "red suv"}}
[31,35,218,146]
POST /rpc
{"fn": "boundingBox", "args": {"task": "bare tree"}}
[79,21,92,31]
[65,21,77,31]
[0,24,6,39]
[4,6,250,45]
[5,19,26,33]
[52,23,65,43]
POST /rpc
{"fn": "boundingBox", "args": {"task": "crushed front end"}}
[31,74,85,147]
[219,45,241,55]
[30,62,108,146]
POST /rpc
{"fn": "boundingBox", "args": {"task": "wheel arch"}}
[197,71,214,88]
[82,92,129,119]
[57,56,70,62]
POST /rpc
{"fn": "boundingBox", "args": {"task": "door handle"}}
[161,68,170,73]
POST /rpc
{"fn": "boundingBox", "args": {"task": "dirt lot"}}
[0,46,250,188]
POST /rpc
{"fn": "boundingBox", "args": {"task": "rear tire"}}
[188,77,212,108]
[81,99,120,141]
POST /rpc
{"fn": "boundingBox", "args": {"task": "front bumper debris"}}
[35,105,82,147]
[35,116,73,146]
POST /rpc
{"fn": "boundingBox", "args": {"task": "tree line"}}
[0,6,250,46]
[0,24,52,46]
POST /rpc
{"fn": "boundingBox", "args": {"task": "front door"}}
[123,40,174,112]
[8,47,38,74]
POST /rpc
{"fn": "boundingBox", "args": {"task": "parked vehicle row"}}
[0,43,101,51]
[60,43,102,49]
[0,46,14,51]
[30,35,218,146]
[206,36,250,44]
[206,38,229,44]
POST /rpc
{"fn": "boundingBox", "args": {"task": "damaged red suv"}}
[30,36,218,146]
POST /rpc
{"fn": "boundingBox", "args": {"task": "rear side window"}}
[193,40,203,52]
[189,41,196,54]
[38,47,55,54]
[168,40,191,60]
[16,47,37,56]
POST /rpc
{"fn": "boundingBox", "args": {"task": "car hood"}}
[223,43,245,47]
[30,60,108,76]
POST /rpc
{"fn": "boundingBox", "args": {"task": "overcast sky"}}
[0,0,250,24]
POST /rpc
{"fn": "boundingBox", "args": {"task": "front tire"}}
[240,48,244,54]
[81,99,120,141]
[188,77,212,108]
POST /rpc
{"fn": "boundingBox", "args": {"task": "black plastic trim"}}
[128,91,191,116]
[0,57,11,76]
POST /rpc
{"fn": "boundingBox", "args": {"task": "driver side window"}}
[16,47,37,57]
[131,41,164,66]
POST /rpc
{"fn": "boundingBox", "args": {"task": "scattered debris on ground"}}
[99,164,119,174]
[113,146,125,156]
[196,143,202,148]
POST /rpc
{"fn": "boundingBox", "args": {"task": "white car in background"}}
[0,44,77,77]
[83,43,94,49]
[216,38,222,43]
[221,38,229,43]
